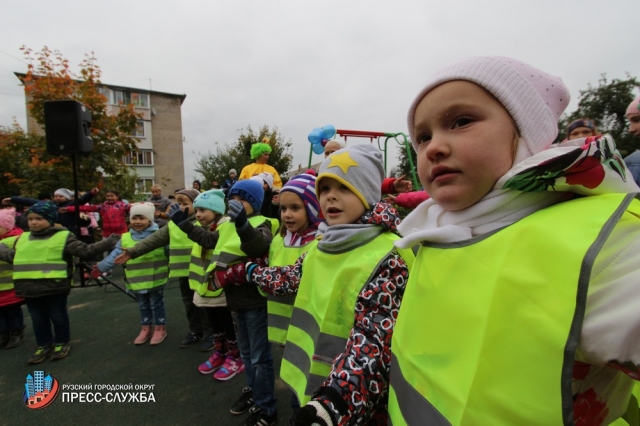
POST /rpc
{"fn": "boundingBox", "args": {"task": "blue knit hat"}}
[281,174,321,225]
[194,189,226,214]
[27,201,59,225]
[229,180,264,212]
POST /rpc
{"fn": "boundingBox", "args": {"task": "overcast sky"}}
[1,0,638,187]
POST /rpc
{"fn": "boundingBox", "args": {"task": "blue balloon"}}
[320,125,336,141]
[312,143,325,155]
[308,127,323,145]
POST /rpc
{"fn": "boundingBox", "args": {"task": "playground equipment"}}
[307,125,419,190]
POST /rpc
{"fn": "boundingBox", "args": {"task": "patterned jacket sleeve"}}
[249,252,307,296]
[313,249,409,426]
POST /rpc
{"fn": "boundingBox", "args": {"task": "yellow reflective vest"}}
[188,242,213,291]
[281,231,414,406]
[0,235,18,291]
[14,231,69,280]
[121,233,168,292]
[267,235,317,345]
[388,193,639,426]
[200,215,278,298]
[167,221,197,278]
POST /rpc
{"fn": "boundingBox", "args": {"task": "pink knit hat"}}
[0,208,16,230]
[626,96,640,117]
[407,56,570,164]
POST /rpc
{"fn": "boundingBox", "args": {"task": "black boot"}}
[5,327,25,349]
[0,331,8,348]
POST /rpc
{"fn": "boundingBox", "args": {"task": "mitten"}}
[171,207,190,225]
[227,200,248,229]
[290,401,334,426]
[212,262,248,291]
[168,202,181,216]
[90,266,103,279]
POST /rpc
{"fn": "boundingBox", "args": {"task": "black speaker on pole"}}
[44,100,94,155]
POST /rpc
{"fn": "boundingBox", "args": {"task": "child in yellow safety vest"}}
[0,201,118,365]
[292,56,640,426]
[171,179,278,426]
[214,145,414,424]
[186,189,244,382]
[113,189,212,350]
[94,203,169,345]
[0,208,25,349]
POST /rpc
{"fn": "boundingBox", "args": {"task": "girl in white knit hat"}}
[291,56,640,425]
[94,202,169,345]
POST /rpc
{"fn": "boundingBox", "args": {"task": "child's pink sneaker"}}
[198,351,225,374]
[214,355,245,381]
[134,325,153,345]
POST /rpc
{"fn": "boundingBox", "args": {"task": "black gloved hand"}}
[170,207,190,226]
[227,200,248,229]
[290,401,334,426]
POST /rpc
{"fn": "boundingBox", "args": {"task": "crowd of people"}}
[1,55,640,426]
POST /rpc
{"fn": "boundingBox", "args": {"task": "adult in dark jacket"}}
[148,185,172,228]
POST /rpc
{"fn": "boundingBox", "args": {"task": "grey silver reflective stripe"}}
[314,333,347,364]
[216,252,246,267]
[127,271,169,284]
[305,372,328,397]
[0,264,12,272]
[169,248,191,256]
[283,341,311,382]
[291,307,319,340]
[281,341,328,397]
[289,307,347,365]
[126,261,162,271]
[268,313,291,332]
[189,270,204,281]
[14,263,66,272]
[170,262,189,271]
[0,276,12,285]
[560,193,634,425]
[390,354,451,426]
[268,294,296,306]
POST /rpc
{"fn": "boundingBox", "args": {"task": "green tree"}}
[2,46,141,199]
[557,74,640,156]
[194,125,293,189]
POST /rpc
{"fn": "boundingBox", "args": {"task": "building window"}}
[131,121,145,138]
[113,90,149,108]
[136,179,154,194]
[123,150,153,166]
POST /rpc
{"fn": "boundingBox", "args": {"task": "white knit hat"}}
[129,202,155,222]
[407,56,570,164]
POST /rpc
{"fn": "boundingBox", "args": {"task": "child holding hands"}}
[214,145,414,421]
[294,56,640,425]
[0,201,118,364]
[172,180,278,426]
[93,203,168,345]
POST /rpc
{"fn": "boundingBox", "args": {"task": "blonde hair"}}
[151,184,162,191]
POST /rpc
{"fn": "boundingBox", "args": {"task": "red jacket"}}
[67,201,130,237]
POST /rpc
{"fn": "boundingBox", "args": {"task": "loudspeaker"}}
[44,100,94,155]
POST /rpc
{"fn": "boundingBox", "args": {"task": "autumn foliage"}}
[0,46,141,199]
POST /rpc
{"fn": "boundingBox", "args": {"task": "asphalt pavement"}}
[1,266,294,426]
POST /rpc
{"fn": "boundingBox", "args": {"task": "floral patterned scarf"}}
[396,134,639,247]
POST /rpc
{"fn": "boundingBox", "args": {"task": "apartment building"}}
[16,73,187,196]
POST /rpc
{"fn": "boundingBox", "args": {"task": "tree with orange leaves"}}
[0,46,140,199]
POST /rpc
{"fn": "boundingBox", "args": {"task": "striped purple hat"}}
[281,173,321,225]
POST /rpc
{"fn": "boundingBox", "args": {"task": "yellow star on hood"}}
[327,151,359,174]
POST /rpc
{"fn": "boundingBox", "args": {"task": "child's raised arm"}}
[64,233,119,260]
[95,240,125,274]
[227,200,273,257]
[113,226,170,264]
